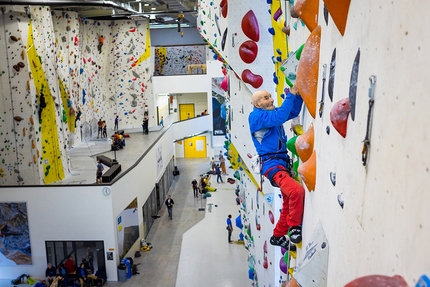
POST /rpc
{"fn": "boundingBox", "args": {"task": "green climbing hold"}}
[46,165,51,170]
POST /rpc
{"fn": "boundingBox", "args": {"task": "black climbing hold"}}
[321,242,327,249]
[330,172,336,186]
[326,126,330,135]
[221,27,228,51]
[328,48,336,102]
[349,48,360,121]
[323,5,329,25]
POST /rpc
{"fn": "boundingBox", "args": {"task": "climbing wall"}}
[0,6,155,185]
[0,8,41,185]
[200,0,430,286]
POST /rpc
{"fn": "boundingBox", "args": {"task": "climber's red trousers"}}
[271,170,305,237]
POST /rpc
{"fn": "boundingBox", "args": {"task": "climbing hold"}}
[17,62,25,68]
[328,48,336,102]
[330,172,336,186]
[323,0,351,36]
[273,72,278,84]
[348,48,360,121]
[268,210,274,224]
[325,126,330,135]
[279,257,287,274]
[221,27,228,51]
[298,150,316,192]
[10,35,18,42]
[296,25,321,118]
[14,116,24,122]
[287,135,298,156]
[242,10,260,42]
[282,26,291,35]
[220,0,228,18]
[242,69,263,88]
[294,0,320,32]
[344,275,408,287]
[330,98,350,138]
[295,123,314,162]
[239,41,258,64]
[268,27,275,35]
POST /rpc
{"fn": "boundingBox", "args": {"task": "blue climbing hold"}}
[276,48,282,55]
[268,27,275,35]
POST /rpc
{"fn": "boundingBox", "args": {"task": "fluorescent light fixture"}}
[151,7,156,10]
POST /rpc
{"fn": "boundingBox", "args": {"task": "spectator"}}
[64,255,76,274]
[77,262,88,287]
[45,263,56,286]
[96,160,104,184]
[114,115,119,131]
[97,119,103,139]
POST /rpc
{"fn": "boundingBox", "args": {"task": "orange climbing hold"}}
[294,0,319,32]
[298,150,316,192]
[295,122,314,162]
[344,275,408,287]
[296,25,321,118]
[323,0,351,36]
[330,98,350,138]
[284,278,300,287]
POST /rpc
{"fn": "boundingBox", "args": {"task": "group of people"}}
[111,132,125,150]
[45,253,107,287]
[97,119,108,139]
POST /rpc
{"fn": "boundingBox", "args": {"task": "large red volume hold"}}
[241,10,260,42]
[344,275,408,287]
[239,41,258,64]
[330,98,350,138]
[242,69,263,88]
[220,0,228,18]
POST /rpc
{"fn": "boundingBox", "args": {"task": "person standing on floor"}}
[160,116,164,127]
[220,155,227,175]
[248,86,305,249]
[142,116,149,134]
[102,121,107,138]
[96,160,104,184]
[216,164,223,183]
[226,214,233,243]
[165,195,174,220]
[114,115,119,131]
[191,178,199,198]
[210,157,216,174]
[97,118,103,139]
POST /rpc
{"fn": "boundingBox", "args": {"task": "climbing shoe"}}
[270,236,297,252]
[289,226,302,244]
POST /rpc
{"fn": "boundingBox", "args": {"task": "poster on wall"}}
[0,202,32,265]
[154,46,206,76]
[116,198,139,259]
[156,145,163,175]
[212,77,227,136]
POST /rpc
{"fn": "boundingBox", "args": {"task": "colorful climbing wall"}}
[154,45,206,76]
[0,5,155,185]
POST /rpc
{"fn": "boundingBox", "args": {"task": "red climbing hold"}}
[239,40,258,64]
[242,69,263,89]
[344,275,408,287]
[330,98,350,138]
[241,10,260,42]
[220,0,228,18]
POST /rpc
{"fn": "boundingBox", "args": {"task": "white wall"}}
[0,125,176,281]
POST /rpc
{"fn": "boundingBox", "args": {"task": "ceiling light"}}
[144,3,149,6]
[151,7,156,10]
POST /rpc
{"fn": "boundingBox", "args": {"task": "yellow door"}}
[184,136,207,158]
[179,103,195,120]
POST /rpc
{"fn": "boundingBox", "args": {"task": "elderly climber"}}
[248,86,305,249]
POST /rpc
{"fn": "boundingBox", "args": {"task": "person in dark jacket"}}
[165,195,174,220]
[45,263,56,286]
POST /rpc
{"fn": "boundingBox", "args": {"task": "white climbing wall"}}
[200,0,430,286]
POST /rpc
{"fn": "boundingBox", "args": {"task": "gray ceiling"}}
[0,0,198,28]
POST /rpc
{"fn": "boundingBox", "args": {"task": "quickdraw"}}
[362,75,376,166]
[318,64,327,118]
